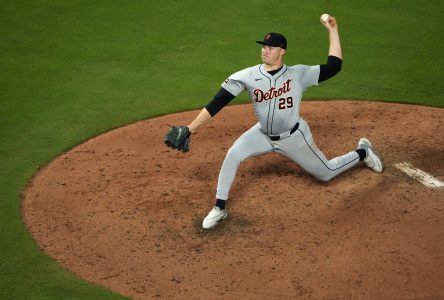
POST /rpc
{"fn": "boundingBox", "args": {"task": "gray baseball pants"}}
[215,117,360,200]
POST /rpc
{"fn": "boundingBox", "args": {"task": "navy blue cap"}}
[256,32,287,49]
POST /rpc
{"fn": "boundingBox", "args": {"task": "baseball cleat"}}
[202,206,228,229]
[358,138,384,172]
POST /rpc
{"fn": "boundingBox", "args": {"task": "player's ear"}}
[280,48,286,56]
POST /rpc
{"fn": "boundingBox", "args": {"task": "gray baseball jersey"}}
[222,64,320,135]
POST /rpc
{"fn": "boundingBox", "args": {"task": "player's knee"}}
[226,147,247,164]
[314,172,334,182]
[318,176,331,182]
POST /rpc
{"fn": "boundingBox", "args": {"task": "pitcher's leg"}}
[279,121,360,181]
[216,123,273,200]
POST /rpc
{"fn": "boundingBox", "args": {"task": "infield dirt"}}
[23,101,444,299]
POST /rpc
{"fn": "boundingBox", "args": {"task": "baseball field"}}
[1,0,443,299]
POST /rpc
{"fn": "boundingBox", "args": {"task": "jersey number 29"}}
[278,97,293,110]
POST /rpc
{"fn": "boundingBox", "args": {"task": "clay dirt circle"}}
[23,101,444,299]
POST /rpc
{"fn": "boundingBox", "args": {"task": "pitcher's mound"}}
[23,101,444,299]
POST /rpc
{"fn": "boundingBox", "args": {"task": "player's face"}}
[261,45,285,65]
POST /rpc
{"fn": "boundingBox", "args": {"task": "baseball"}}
[321,13,330,23]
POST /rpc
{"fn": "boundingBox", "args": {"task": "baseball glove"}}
[164,125,191,152]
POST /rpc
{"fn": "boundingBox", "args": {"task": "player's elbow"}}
[318,56,342,83]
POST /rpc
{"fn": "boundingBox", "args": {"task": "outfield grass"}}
[1,0,443,298]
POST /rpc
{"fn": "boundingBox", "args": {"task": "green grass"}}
[1,0,443,298]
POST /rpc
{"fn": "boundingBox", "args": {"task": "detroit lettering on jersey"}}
[221,64,320,135]
[253,79,291,102]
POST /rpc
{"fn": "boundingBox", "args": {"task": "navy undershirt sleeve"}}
[318,55,342,83]
[205,88,236,117]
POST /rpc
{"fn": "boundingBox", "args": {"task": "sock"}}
[215,198,226,210]
[356,149,366,161]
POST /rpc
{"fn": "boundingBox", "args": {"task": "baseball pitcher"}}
[164,15,384,229]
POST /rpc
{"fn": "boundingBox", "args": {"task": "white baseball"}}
[321,13,330,23]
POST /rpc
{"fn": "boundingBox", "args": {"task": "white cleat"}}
[202,206,228,229]
[358,138,384,173]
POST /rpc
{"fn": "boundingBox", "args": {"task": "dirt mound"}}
[23,101,444,299]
